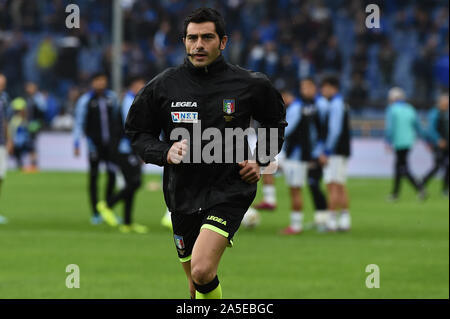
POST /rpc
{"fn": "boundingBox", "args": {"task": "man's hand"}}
[74,147,80,157]
[167,139,188,164]
[238,160,260,184]
[318,154,328,167]
[438,139,447,149]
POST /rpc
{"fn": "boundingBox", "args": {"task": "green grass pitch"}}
[0,171,448,298]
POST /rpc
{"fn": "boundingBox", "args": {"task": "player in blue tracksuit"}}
[73,73,120,225]
[280,78,327,234]
[421,92,449,196]
[317,76,351,232]
[96,75,148,233]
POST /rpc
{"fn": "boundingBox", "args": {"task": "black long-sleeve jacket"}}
[125,55,286,214]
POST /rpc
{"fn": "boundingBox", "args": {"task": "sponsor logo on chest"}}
[171,101,197,108]
[171,111,198,123]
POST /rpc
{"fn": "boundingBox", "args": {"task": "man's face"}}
[320,84,337,99]
[438,95,449,111]
[300,80,316,99]
[131,79,146,95]
[25,82,37,95]
[92,76,108,92]
[184,22,227,68]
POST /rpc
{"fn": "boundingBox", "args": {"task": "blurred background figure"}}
[24,82,46,172]
[385,87,426,201]
[279,86,306,235]
[97,75,148,234]
[0,73,11,224]
[302,78,329,231]
[8,97,30,171]
[73,73,119,225]
[422,92,449,197]
[280,78,328,235]
[318,76,352,232]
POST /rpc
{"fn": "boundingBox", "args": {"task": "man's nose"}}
[194,38,205,50]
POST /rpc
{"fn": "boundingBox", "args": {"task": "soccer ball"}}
[241,207,261,228]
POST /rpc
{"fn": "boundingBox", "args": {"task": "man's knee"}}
[190,262,216,285]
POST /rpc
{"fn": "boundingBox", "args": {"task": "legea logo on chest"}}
[171,101,198,108]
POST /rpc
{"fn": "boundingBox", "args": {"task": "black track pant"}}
[106,153,142,225]
[422,148,449,192]
[307,161,328,211]
[392,148,420,196]
[88,147,116,217]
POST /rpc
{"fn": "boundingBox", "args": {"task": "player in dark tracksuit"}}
[97,76,147,233]
[73,73,119,225]
[303,79,328,231]
[125,8,286,299]
[24,82,46,171]
[421,93,449,196]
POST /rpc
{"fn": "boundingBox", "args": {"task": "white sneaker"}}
[326,213,338,232]
[314,211,329,232]
[338,213,351,232]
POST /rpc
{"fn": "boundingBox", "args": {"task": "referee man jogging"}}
[126,8,286,299]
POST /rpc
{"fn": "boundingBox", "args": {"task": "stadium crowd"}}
[0,0,448,132]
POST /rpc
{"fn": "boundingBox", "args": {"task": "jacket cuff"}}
[162,147,170,165]
[256,158,270,167]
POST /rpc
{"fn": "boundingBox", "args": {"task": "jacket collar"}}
[184,54,227,76]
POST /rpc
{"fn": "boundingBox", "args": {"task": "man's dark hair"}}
[320,75,340,89]
[90,72,108,82]
[300,76,316,85]
[183,7,226,40]
[126,74,147,88]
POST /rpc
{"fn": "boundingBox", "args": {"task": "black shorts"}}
[171,204,248,262]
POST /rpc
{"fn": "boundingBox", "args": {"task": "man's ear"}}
[219,35,228,51]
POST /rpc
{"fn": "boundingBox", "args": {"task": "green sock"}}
[195,283,222,299]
